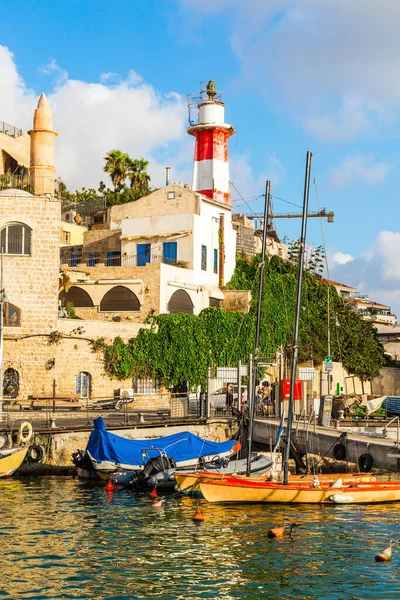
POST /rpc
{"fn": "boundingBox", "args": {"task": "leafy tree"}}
[104,149,131,190]
[103,254,387,387]
[128,158,151,194]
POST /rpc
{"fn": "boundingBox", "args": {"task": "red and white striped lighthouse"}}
[187,81,235,205]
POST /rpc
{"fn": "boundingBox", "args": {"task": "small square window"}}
[167,191,175,200]
[64,231,71,244]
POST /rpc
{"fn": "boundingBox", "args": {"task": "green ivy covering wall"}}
[104,253,386,386]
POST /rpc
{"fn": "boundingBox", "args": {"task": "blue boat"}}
[76,417,241,477]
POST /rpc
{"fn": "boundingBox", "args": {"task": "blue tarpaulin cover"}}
[86,417,238,466]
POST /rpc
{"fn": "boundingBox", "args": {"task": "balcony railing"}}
[0,121,23,137]
[0,173,58,195]
[63,251,189,269]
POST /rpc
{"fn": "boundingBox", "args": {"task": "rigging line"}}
[311,156,343,364]
[227,261,261,367]
[230,181,256,214]
[270,194,318,213]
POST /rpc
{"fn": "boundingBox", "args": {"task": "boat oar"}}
[375,540,396,562]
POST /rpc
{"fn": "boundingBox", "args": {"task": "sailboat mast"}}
[246,180,271,477]
[282,151,312,486]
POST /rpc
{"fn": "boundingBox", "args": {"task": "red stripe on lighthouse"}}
[194,128,232,162]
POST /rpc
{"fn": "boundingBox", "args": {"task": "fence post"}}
[206,367,211,419]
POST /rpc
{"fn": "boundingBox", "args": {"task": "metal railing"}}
[0,121,22,137]
[0,174,58,195]
[63,251,189,269]
[383,416,400,450]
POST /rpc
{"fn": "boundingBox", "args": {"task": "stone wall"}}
[61,262,162,322]
[3,334,133,400]
[371,367,400,396]
[0,191,60,335]
[220,289,251,313]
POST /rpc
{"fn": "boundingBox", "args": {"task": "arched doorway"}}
[99,286,140,312]
[3,368,19,398]
[60,287,94,307]
[168,289,194,314]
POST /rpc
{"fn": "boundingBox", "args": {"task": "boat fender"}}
[332,443,347,461]
[329,478,343,489]
[18,422,33,444]
[358,453,373,473]
[329,493,354,504]
[28,444,44,463]
[0,432,9,450]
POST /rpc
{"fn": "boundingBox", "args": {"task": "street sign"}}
[324,356,333,372]
[324,356,332,363]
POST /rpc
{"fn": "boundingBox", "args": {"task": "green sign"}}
[324,356,332,363]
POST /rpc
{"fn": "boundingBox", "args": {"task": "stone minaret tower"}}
[28,93,57,196]
[187,80,234,205]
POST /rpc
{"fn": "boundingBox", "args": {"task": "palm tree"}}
[103,149,130,190]
[128,158,151,194]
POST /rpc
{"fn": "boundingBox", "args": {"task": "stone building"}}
[2,95,143,402]
[0,120,30,180]
[60,182,237,319]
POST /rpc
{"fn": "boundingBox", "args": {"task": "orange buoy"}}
[106,480,114,491]
[268,526,285,538]
[268,523,302,538]
[151,497,165,508]
[375,540,395,562]
[150,489,158,497]
[192,507,204,522]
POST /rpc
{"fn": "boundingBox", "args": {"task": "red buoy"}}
[106,480,114,491]
[192,507,204,522]
[150,489,158,497]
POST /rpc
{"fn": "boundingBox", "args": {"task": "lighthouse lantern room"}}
[187,80,235,206]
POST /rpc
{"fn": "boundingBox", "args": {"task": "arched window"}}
[99,286,140,312]
[75,372,91,399]
[0,223,31,255]
[60,287,94,308]
[168,289,194,315]
[3,368,19,398]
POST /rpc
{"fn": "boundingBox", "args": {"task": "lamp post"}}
[0,249,9,408]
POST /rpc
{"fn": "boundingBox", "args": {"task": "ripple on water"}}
[1,477,400,599]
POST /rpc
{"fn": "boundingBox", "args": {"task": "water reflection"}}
[0,477,400,598]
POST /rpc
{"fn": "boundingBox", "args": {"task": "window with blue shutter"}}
[163,241,177,264]
[201,245,207,271]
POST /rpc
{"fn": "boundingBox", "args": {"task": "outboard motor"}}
[72,450,93,471]
[142,455,171,478]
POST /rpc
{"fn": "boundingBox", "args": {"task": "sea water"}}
[1,476,400,600]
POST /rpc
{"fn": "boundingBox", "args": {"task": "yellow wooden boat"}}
[175,471,376,495]
[0,446,29,477]
[199,476,400,504]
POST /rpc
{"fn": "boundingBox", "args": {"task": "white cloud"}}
[229,151,285,210]
[99,72,118,83]
[331,231,400,316]
[332,252,354,265]
[180,0,400,141]
[0,45,190,190]
[328,154,391,188]
[38,58,68,85]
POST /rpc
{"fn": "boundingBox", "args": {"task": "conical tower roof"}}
[32,92,53,130]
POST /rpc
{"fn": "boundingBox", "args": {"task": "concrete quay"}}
[254,417,400,472]
[2,411,240,475]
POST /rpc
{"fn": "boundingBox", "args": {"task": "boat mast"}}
[246,180,270,477]
[282,151,312,486]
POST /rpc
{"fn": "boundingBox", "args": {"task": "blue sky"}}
[1,0,400,313]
